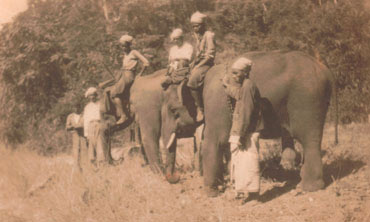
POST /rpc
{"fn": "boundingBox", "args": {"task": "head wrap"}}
[190,11,207,24]
[119,35,133,44]
[85,87,97,98]
[231,57,253,71]
[170,28,183,41]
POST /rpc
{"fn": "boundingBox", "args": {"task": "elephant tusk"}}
[166,133,176,149]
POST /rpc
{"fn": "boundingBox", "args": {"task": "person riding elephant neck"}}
[188,11,216,123]
[223,58,263,202]
[106,35,150,125]
[161,28,194,89]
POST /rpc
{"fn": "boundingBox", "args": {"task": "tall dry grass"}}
[1,123,369,222]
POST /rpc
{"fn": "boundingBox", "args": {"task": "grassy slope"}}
[0,123,369,222]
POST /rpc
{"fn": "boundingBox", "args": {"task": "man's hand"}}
[230,142,239,154]
[229,135,241,153]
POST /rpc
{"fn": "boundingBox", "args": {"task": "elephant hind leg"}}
[280,127,300,171]
[289,110,326,192]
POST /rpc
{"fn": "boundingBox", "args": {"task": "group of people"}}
[67,11,263,202]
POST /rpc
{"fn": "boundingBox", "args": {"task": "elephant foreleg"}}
[202,131,226,197]
[138,112,162,174]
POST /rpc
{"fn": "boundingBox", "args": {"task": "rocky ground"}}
[0,123,369,222]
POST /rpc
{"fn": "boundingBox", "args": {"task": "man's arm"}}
[230,81,256,138]
[204,31,216,60]
[193,32,215,69]
[133,50,150,76]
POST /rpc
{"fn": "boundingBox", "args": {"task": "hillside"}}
[0,0,370,152]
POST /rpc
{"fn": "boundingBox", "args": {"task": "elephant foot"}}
[280,147,297,171]
[204,186,219,198]
[165,171,180,184]
[299,178,325,192]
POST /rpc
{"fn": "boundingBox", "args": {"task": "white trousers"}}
[231,132,260,193]
[87,121,107,163]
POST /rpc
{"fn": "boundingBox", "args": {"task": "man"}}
[223,57,262,202]
[66,111,87,172]
[161,28,194,89]
[188,11,216,122]
[83,87,111,166]
[104,35,150,125]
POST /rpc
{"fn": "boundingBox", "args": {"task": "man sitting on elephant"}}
[188,11,216,123]
[161,28,194,89]
[104,35,150,125]
[223,58,263,202]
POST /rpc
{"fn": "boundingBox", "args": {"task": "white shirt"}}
[83,102,101,137]
[168,42,193,70]
[66,113,81,130]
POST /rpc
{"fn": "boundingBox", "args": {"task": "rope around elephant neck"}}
[224,62,235,120]
[226,95,235,120]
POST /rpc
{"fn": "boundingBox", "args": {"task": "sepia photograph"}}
[0,0,369,221]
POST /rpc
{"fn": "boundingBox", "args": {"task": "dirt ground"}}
[0,123,369,222]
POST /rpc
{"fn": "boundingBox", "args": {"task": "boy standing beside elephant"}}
[222,57,263,202]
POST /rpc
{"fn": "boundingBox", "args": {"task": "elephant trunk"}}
[166,132,176,149]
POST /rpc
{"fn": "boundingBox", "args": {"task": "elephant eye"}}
[169,107,180,118]
[170,107,176,113]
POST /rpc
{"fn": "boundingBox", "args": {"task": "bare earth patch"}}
[0,123,369,222]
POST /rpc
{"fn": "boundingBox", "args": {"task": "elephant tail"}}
[308,46,338,145]
[320,62,339,145]
[332,72,339,145]
[319,55,339,145]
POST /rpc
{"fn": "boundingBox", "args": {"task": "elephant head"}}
[162,81,198,149]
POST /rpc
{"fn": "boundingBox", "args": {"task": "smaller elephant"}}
[130,71,200,181]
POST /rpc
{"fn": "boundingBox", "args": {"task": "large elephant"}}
[130,50,332,195]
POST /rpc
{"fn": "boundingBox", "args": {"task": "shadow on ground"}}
[323,155,366,186]
[259,157,300,203]
[257,153,366,203]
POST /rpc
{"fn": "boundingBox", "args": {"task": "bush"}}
[0,0,369,151]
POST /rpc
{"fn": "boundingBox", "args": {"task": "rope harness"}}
[226,94,236,120]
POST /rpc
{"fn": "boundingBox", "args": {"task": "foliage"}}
[0,0,369,151]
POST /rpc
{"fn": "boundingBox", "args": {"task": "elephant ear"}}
[176,80,197,119]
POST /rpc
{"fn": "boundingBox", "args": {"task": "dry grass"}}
[0,123,369,222]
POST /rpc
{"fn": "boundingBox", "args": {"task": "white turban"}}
[231,57,253,71]
[119,35,133,44]
[190,11,207,24]
[170,28,183,41]
[85,87,97,98]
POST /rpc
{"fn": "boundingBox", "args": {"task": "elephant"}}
[130,71,199,180]
[130,50,333,196]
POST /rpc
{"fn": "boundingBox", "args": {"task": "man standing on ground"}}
[83,87,112,167]
[66,110,86,172]
[223,57,263,203]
